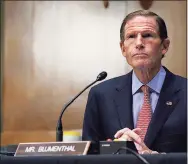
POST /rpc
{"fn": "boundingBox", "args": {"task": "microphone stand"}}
[56,71,107,142]
[56,80,97,142]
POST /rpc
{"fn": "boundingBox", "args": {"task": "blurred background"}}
[1,1,186,145]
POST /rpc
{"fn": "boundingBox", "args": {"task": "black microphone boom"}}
[56,71,107,142]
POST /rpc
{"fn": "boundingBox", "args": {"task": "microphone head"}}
[96,71,107,81]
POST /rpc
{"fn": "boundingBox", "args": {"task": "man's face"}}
[120,16,169,70]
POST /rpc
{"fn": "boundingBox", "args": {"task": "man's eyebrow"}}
[125,30,157,34]
[142,30,157,33]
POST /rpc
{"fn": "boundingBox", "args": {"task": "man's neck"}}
[133,65,161,84]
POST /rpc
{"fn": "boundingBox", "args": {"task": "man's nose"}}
[135,34,144,49]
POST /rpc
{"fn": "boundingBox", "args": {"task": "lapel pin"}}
[166,101,172,106]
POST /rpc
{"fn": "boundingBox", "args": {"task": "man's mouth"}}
[132,53,148,57]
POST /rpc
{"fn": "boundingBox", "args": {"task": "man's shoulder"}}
[91,72,131,93]
[163,66,187,88]
[168,71,187,94]
[172,73,187,86]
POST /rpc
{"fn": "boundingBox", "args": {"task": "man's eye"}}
[143,33,152,38]
[127,34,135,38]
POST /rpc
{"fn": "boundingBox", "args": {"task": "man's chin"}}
[132,62,152,70]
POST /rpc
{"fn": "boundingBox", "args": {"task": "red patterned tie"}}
[136,85,152,141]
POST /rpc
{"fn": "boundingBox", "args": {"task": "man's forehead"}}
[125,16,158,32]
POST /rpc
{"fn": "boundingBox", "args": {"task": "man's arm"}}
[114,128,160,154]
[82,87,103,141]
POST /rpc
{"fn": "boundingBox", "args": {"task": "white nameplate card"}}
[14,141,91,157]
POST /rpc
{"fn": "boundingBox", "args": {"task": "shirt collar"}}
[132,66,166,95]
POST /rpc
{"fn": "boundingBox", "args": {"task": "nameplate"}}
[14,141,91,157]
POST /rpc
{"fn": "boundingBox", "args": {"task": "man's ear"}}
[161,38,170,55]
[120,41,126,57]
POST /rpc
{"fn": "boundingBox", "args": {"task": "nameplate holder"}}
[14,141,91,157]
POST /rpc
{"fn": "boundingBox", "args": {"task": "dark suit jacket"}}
[82,67,187,153]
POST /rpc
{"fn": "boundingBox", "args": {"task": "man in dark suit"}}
[82,10,187,154]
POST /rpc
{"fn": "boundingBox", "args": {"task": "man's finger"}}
[114,134,133,141]
[106,139,113,141]
[123,129,143,145]
[114,128,130,139]
[133,128,142,135]
[120,134,133,141]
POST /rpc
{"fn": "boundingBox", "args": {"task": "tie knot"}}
[141,85,149,94]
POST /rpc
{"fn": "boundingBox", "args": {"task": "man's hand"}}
[114,128,158,154]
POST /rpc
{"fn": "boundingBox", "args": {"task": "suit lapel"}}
[144,67,180,147]
[114,72,134,130]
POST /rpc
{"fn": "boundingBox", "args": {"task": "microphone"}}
[56,71,107,141]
